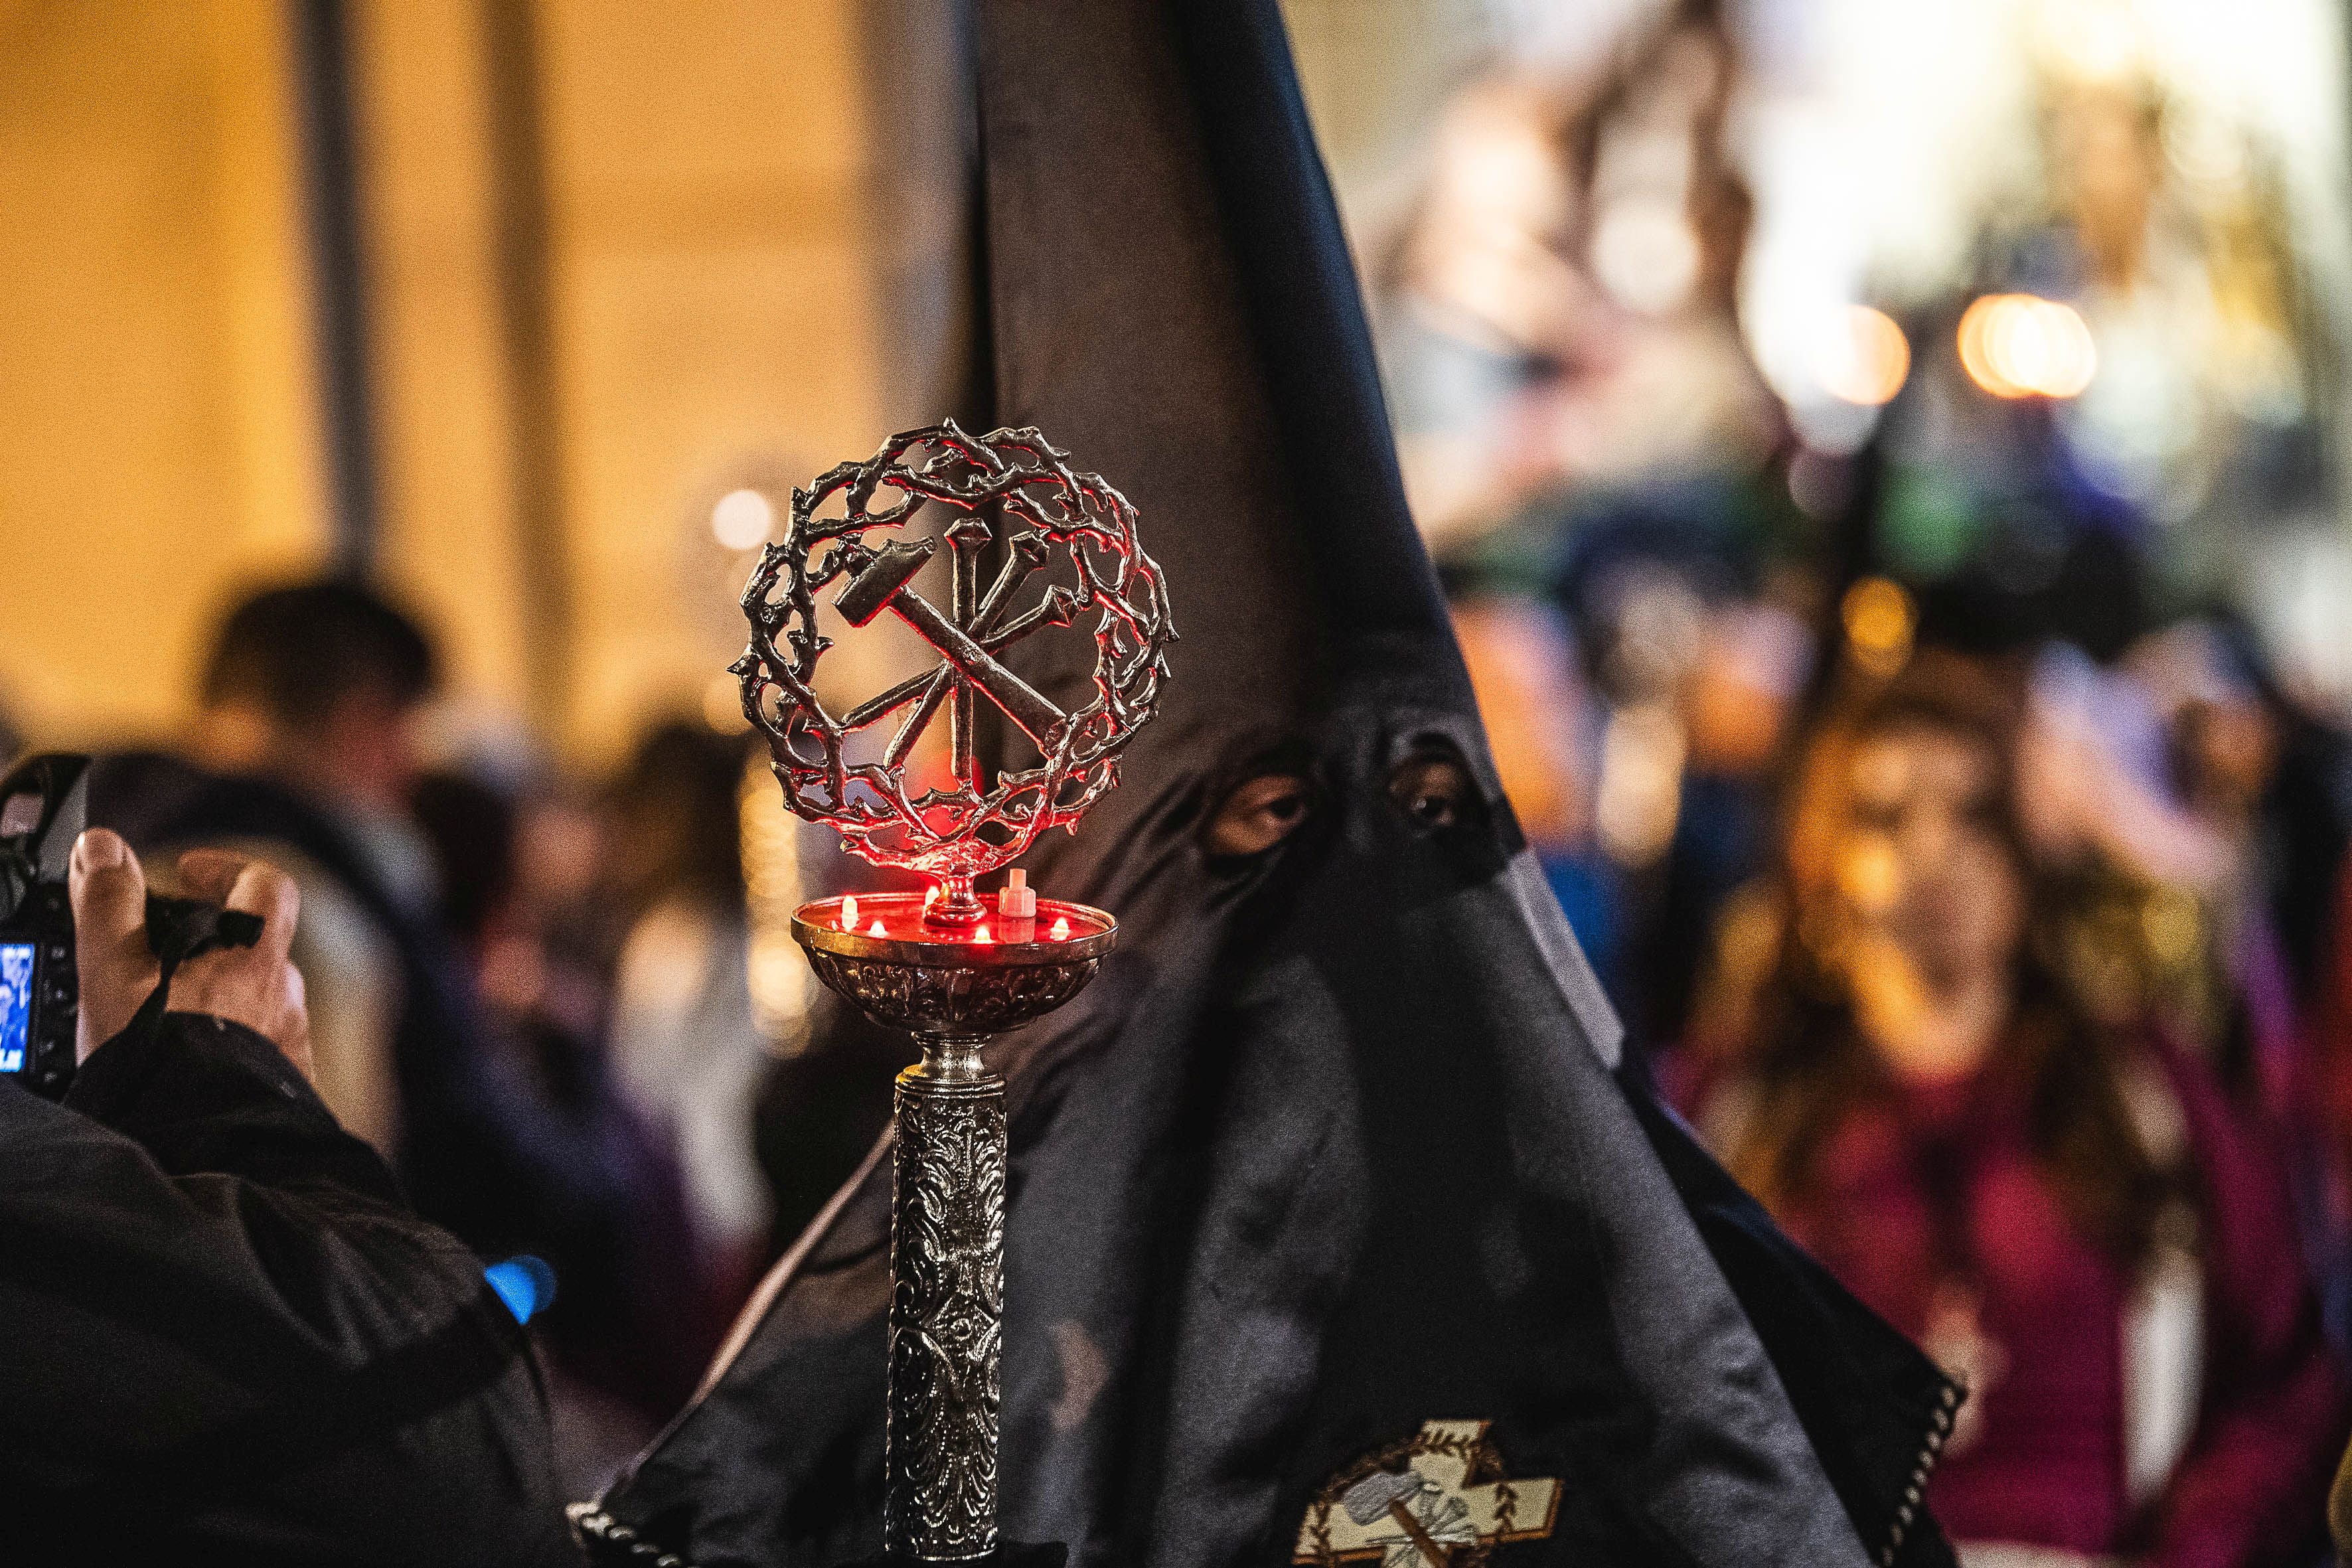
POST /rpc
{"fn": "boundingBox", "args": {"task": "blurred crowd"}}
[9,2,2351,1559]
[1388,1,2352,1560]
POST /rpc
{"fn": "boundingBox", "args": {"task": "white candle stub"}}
[1000,868,1038,919]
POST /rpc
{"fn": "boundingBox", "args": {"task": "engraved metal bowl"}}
[790,893,1115,1039]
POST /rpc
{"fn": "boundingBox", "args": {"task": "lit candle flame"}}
[868,918,886,937]
[1050,916,1071,941]
[840,895,859,931]
[974,924,992,944]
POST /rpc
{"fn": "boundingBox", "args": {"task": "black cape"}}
[591,2,1958,1564]
[0,1011,578,1565]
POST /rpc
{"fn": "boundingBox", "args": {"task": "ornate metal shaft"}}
[887,1034,1007,1561]
[789,896,1115,1559]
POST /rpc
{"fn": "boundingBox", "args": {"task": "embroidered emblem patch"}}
[1294,1419,1561,1567]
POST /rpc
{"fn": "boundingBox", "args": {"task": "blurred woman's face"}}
[1833,726,2026,1002]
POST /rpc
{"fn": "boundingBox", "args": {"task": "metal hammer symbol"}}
[833,536,1071,751]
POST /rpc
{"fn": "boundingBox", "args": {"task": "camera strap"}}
[119,894,268,1047]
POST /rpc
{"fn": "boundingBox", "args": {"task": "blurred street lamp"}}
[711,487,775,550]
[1842,576,1916,678]
[1958,293,2097,399]
[1816,304,1911,406]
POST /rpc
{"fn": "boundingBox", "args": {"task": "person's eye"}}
[1387,753,1476,832]
[1204,774,1312,857]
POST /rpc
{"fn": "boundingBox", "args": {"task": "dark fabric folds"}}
[1,1012,577,1566]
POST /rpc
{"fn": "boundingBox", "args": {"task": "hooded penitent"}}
[585,2,1958,1564]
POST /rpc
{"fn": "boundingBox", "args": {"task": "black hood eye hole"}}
[1204,773,1313,858]
[1387,753,1476,832]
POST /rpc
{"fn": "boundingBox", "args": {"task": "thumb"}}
[70,828,156,1059]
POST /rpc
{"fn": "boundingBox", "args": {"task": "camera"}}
[0,755,87,1096]
[0,753,262,1099]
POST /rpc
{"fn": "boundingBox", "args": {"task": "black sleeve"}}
[0,1013,580,1567]
[64,1008,405,1199]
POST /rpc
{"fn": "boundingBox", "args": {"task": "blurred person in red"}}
[1679,654,2346,1566]
[2016,608,2352,1352]
[2122,620,2352,1343]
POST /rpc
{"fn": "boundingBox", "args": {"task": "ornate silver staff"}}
[734,422,1173,1563]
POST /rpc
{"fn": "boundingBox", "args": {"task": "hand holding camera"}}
[1,753,289,1093]
[70,829,311,1080]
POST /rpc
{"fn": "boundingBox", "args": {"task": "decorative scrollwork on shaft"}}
[888,1073,1010,1560]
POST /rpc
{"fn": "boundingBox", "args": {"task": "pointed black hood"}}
[978,0,1468,906]
[587,3,1958,1565]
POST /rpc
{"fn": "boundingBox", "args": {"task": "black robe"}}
[588,2,1959,1564]
[0,1010,579,1565]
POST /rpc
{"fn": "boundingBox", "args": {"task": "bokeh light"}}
[740,754,813,1042]
[711,487,775,550]
[1591,196,1701,317]
[2035,0,2143,84]
[1836,838,1901,913]
[1816,304,1911,406]
[1958,294,2097,400]
[1841,576,1915,676]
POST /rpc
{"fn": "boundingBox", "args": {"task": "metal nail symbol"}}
[833,536,1070,751]
[735,420,1174,921]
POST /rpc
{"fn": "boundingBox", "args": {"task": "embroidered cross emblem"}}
[1294,1420,1561,1567]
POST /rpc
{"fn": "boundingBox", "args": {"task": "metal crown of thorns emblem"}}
[735,422,1174,1563]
